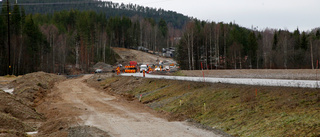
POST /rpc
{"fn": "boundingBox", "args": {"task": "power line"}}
[0,0,176,8]
[0,0,178,15]
[0,1,103,13]
[1,1,101,6]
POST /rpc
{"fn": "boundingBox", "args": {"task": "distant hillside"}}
[1,0,189,28]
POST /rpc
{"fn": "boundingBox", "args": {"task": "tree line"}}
[2,2,320,76]
[0,2,181,76]
[176,20,320,70]
[1,0,189,29]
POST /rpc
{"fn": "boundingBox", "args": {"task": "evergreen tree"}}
[0,13,5,45]
[12,3,21,35]
[0,15,6,75]
[248,31,258,68]
[316,30,320,39]
[24,14,41,72]
[20,6,26,26]
[293,28,300,50]
[1,1,8,40]
[158,18,168,37]
[300,32,308,50]
[1,1,9,19]
[272,31,278,50]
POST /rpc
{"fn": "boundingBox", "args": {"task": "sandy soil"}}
[37,75,221,137]
[112,47,176,65]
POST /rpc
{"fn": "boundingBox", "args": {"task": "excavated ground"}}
[0,72,65,137]
[112,47,176,65]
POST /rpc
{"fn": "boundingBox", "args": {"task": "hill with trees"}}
[0,1,182,75]
[1,0,320,76]
[1,0,189,29]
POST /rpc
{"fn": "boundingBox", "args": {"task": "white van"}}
[140,65,148,73]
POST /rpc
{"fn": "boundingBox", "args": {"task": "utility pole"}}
[7,0,11,75]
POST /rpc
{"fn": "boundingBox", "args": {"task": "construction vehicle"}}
[125,61,137,73]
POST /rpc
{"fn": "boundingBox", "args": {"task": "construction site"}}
[0,48,319,137]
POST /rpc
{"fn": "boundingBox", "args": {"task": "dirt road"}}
[38,75,221,137]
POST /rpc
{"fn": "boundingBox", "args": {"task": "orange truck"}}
[125,61,138,73]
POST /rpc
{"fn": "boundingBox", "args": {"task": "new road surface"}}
[121,73,320,88]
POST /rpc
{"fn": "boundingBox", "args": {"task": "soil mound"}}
[0,72,66,136]
[10,71,66,106]
[0,89,43,136]
[0,113,34,132]
[92,62,113,72]
[0,91,43,121]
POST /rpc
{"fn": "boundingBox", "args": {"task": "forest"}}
[2,0,189,29]
[0,1,179,75]
[1,1,320,76]
[177,21,320,70]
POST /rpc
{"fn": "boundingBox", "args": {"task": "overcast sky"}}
[105,0,320,32]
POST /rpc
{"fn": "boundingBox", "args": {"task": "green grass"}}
[101,77,320,136]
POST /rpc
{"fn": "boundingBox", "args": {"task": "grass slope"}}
[100,76,320,136]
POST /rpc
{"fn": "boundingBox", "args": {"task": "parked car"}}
[140,65,148,73]
[95,69,102,73]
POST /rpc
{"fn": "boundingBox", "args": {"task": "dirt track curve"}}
[38,75,220,137]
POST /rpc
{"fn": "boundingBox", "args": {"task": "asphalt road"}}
[121,73,320,88]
